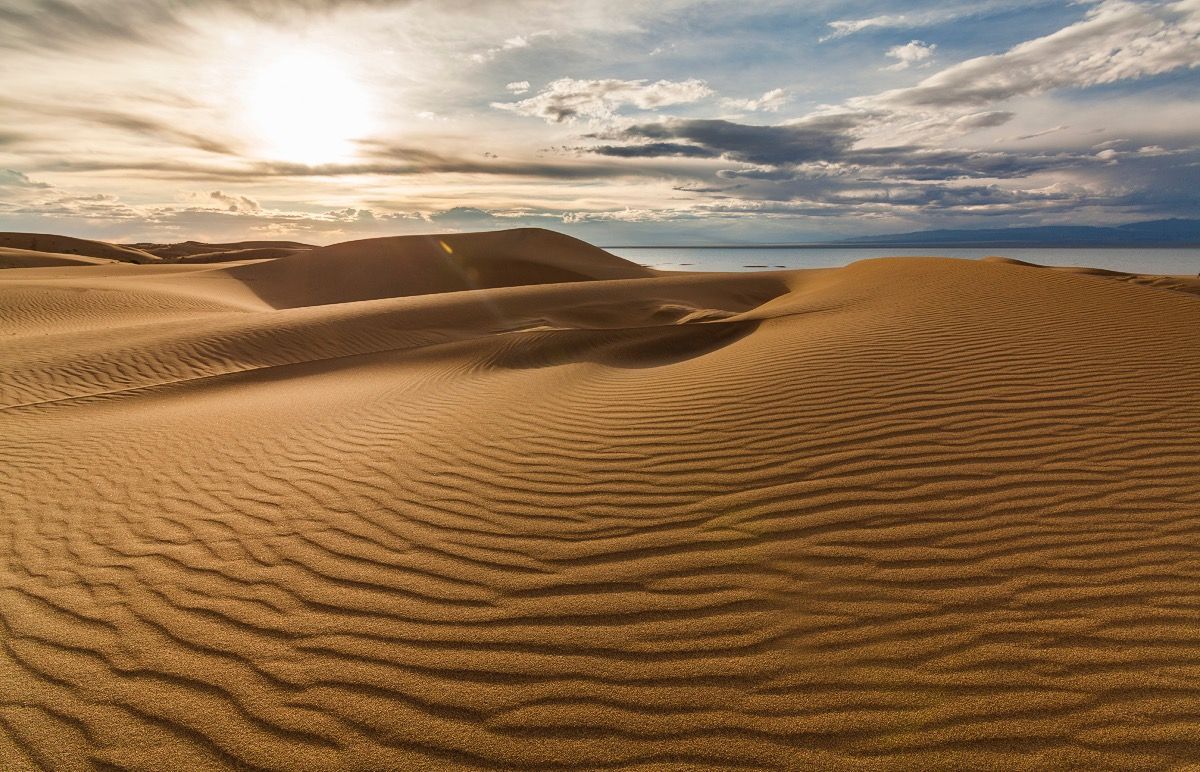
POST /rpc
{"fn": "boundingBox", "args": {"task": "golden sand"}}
[1,228,1198,769]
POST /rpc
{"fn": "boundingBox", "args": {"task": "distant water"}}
[609,246,1200,275]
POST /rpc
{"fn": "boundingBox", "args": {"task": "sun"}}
[242,47,372,166]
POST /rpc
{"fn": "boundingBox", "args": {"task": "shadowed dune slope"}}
[228,227,655,308]
[0,246,118,269]
[0,232,158,263]
[129,240,316,261]
[174,247,312,264]
[1,238,1199,770]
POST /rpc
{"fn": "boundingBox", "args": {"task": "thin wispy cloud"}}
[868,0,1200,108]
[819,1,1052,42]
[470,31,553,63]
[722,88,790,112]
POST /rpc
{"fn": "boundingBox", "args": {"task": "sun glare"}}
[242,48,371,165]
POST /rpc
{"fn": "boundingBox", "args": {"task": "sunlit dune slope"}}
[1,232,1198,770]
[983,254,1200,296]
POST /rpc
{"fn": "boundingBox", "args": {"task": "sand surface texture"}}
[1,228,1198,769]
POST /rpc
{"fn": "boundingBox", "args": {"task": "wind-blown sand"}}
[1,228,1198,769]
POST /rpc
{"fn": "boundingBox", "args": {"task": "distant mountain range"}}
[838,218,1200,247]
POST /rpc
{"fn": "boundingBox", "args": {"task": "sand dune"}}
[0,232,158,263]
[984,255,1200,297]
[1,229,1198,769]
[227,228,655,309]
[0,246,119,269]
[173,247,314,264]
[127,240,315,260]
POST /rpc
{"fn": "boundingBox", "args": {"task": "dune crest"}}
[1,231,1199,769]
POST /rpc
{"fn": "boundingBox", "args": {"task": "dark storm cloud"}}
[591,116,1104,182]
[595,115,862,166]
[693,181,1104,220]
[837,146,1100,180]
[590,142,717,159]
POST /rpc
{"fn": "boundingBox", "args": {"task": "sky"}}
[0,0,1197,245]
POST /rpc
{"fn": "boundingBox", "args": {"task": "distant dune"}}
[226,228,656,308]
[126,239,316,260]
[0,232,158,263]
[1,228,1198,769]
[0,246,119,268]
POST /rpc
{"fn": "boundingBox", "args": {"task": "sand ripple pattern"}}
[1,256,1199,769]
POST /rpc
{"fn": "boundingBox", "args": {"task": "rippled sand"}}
[2,229,1199,769]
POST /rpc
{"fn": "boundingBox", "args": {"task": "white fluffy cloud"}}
[884,40,936,71]
[505,80,531,94]
[722,88,789,112]
[209,190,261,213]
[492,77,714,123]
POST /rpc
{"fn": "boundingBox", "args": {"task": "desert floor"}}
[2,228,1199,770]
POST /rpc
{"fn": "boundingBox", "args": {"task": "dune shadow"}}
[484,318,760,371]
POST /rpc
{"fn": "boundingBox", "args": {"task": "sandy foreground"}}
[1,228,1199,770]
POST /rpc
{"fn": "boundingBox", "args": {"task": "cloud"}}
[0,0,424,51]
[589,112,1118,188]
[721,88,789,113]
[884,40,936,71]
[3,0,1198,238]
[209,190,261,213]
[953,110,1015,130]
[470,31,552,63]
[591,114,864,165]
[0,96,238,155]
[588,141,717,159]
[822,14,909,41]
[79,108,238,155]
[28,140,701,183]
[0,168,51,190]
[870,0,1200,108]
[1013,125,1070,141]
[0,130,28,148]
[4,192,142,220]
[686,178,1123,221]
[492,77,714,123]
[819,2,1050,42]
